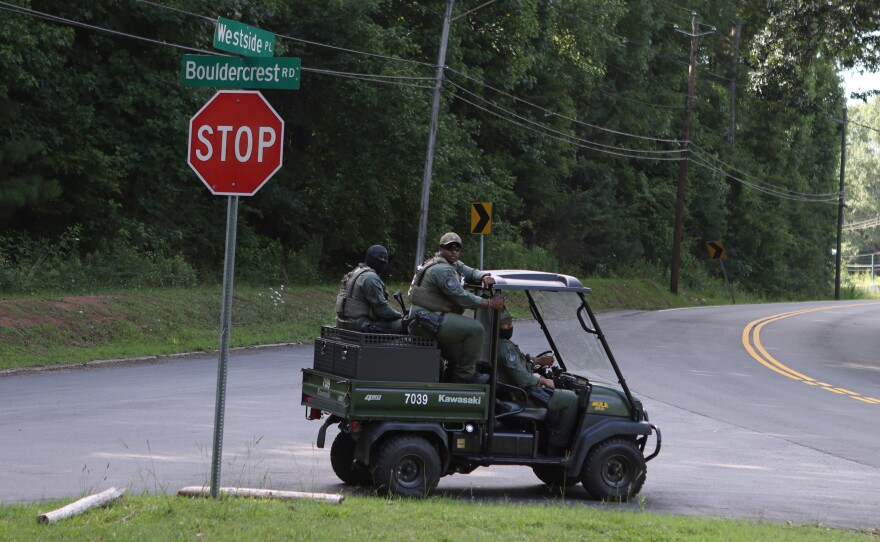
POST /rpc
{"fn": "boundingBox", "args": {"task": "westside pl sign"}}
[214,17,275,57]
[187,90,284,196]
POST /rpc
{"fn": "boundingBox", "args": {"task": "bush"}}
[0,228,197,293]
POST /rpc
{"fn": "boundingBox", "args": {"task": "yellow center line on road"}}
[741,303,880,406]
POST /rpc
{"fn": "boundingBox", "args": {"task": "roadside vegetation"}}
[1,265,876,372]
[1,494,876,541]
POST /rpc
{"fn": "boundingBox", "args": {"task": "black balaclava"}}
[499,309,513,340]
[365,245,389,274]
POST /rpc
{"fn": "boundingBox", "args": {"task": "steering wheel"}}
[535,350,554,359]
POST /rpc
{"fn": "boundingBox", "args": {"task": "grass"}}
[1,276,876,371]
[0,494,876,541]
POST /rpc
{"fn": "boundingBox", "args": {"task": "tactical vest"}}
[335,265,374,320]
[408,256,461,314]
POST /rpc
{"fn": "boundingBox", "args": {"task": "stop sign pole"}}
[187,89,284,498]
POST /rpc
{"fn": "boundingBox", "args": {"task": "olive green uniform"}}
[408,255,488,381]
[497,339,578,449]
[336,264,403,333]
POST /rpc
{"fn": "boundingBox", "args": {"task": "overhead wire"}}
[0,1,216,55]
[446,80,682,156]
[445,67,683,144]
[688,148,841,203]
[449,92,683,161]
[3,0,437,91]
[5,0,864,207]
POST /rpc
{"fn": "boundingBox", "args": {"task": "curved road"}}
[1,300,878,529]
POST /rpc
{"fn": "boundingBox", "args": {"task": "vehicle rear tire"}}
[580,438,646,501]
[372,435,440,498]
[330,432,371,486]
[532,465,578,490]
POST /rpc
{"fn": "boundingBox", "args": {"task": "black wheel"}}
[532,465,578,490]
[580,438,646,501]
[372,435,441,498]
[330,432,372,486]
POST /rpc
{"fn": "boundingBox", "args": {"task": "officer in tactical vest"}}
[408,232,504,384]
[335,245,404,334]
[497,309,578,455]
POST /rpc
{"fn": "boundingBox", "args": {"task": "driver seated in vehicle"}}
[497,309,579,456]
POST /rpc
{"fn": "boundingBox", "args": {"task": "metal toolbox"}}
[313,327,441,382]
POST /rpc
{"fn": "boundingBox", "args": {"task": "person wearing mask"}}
[335,244,404,334]
[408,232,503,384]
[497,309,578,455]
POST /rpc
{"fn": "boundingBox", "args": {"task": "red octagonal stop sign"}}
[188,90,284,196]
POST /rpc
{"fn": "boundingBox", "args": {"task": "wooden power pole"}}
[670,14,713,294]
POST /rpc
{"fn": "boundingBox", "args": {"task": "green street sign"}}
[181,55,300,90]
[214,17,275,57]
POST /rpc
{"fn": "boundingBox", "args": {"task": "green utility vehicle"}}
[301,270,660,500]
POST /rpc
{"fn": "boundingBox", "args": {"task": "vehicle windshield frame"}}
[488,270,637,411]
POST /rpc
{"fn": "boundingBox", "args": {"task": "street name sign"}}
[187,90,284,196]
[181,55,300,90]
[214,17,275,57]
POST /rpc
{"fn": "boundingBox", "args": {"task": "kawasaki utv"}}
[301,270,660,500]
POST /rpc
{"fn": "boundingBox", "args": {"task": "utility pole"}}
[670,14,713,294]
[414,0,455,271]
[835,105,846,300]
[726,21,741,151]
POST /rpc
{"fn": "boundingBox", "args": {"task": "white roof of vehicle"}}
[486,269,591,293]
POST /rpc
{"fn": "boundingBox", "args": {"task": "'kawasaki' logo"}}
[364,394,382,401]
[438,394,481,405]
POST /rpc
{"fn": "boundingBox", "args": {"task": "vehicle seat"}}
[495,383,548,422]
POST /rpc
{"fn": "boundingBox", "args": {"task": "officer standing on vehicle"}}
[335,244,404,334]
[497,309,578,455]
[408,232,504,384]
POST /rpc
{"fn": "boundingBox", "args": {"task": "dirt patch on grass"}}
[0,295,122,330]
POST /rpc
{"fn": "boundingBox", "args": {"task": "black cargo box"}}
[313,326,441,382]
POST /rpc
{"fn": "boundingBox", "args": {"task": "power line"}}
[690,144,842,199]
[0,1,215,55]
[689,149,840,203]
[446,80,681,155]
[446,67,683,144]
[1,1,439,93]
[135,0,437,70]
[449,92,683,161]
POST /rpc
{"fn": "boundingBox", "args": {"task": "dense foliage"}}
[1,0,878,295]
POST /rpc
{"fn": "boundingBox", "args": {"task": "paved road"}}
[2,301,878,529]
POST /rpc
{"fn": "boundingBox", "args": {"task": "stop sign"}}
[188,90,284,196]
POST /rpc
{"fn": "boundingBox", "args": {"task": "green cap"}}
[439,232,462,246]
[499,309,513,324]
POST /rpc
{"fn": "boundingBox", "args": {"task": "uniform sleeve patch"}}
[506,352,518,367]
[445,277,459,290]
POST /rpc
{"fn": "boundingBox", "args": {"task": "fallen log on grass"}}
[37,487,126,524]
[177,486,344,504]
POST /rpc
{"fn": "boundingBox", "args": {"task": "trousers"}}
[436,312,484,380]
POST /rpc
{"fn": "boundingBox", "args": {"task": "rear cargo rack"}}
[320,326,437,348]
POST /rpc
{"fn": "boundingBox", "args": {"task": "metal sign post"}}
[210,195,239,498]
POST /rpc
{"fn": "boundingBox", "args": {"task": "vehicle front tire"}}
[330,432,372,486]
[372,435,441,498]
[580,438,646,501]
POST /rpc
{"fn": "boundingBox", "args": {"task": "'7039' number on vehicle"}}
[404,393,429,406]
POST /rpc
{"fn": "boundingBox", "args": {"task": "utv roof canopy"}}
[486,269,591,293]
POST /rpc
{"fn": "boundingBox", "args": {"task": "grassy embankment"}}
[1,494,876,541]
[0,277,767,371]
[1,275,874,372]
